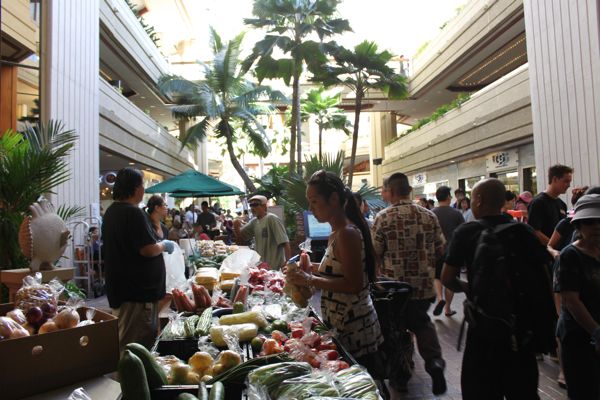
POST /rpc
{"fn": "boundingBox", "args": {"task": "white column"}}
[524,0,600,190]
[40,0,100,218]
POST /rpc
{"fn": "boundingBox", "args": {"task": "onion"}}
[54,308,80,329]
[38,321,59,334]
[6,309,26,325]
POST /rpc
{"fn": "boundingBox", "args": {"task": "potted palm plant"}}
[0,120,80,273]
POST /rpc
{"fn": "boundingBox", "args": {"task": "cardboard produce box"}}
[0,303,119,400]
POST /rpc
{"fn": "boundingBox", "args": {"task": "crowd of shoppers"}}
[100,162,599,399]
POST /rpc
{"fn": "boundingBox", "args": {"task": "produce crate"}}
[0,303,119,400]
[151,384,246,400]
[153,337,202,362]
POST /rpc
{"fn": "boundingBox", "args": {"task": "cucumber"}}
[177,394,199,400]
[195,307,213,337]
[118,350,150,400]
[209,382,225,400]
[198,382,209,400]
[184,315,200,338]
[125,343,168,388]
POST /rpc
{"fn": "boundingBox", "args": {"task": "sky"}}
[143,0,467,65]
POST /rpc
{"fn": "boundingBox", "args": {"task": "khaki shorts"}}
[112,301,158,352]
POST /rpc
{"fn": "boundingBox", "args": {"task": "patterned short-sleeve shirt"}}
[372,200,445,299]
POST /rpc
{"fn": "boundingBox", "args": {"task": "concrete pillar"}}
[524,0,600,190]
[40,0,100,217]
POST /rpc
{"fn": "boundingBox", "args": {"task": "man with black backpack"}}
[441,178,556,399]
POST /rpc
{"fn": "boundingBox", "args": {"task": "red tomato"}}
[317,341,337,351]
[318,350,339,360]
[322,360,350,372]
[291,328,304,339]
[271,330,288,343]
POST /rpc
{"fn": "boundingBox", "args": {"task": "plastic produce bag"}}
[247,362,313,400]
[68,388,92,400]
[276,373,340,400]
[221,249,261,284]
[163,243,187,292]
[334,365,382,400]
[15,273,64,312]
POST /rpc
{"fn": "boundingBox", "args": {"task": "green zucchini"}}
[195,307,213,337]
[118,350,150,400]
[125,343,168,389]
[207,352,293,385]
[209,382,225,400]
[177,394,199,400]
[198,382,209,400]
[184,315,200,337]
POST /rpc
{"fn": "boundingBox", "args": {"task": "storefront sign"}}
[486,150,518,172]
[412,173,427,186]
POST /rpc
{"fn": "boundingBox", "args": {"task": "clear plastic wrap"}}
[15,273,64,312]
[334,365,382,400]
[247,361,313,400]
[77,308,96,327]
[160,312,186,339]
[0,316,30,339]
[276,372,340,400]
[67,387,92,400]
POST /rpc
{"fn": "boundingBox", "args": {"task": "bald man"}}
[441,178,553,399]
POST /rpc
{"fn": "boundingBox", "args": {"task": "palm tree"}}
[242,0,350,175]
[301,87,351,161]
[315,41,408,187]
[0,120,79,270]
[158,29,286,192]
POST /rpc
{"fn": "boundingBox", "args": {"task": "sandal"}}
[433,300,446,316]
[445,311,457,317]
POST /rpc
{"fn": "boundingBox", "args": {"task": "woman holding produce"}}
[287,170,383,368]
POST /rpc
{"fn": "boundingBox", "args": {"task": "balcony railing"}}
[383,63,531,175]
[99,79,195,175]
[100,0,170,83]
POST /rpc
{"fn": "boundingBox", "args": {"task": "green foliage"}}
[243,0,350,174]
[253,151,384,238]
[390,93,471,143]
[313,40,408,186]
[0,120,77,269]
[124,0,161,49]
[159,28,288,192]
[301,87,351,160]
[413,40,430,59]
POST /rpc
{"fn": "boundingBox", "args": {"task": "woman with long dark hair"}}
[287,170,383,364]
[146,195,169,240]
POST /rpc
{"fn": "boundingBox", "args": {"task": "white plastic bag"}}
[163,243,187,292]
[220,248,261,285]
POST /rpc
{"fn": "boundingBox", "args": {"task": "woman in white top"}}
[287,170,383,365]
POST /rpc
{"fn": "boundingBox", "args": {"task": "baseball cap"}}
[571,194,600,222]
[248,195,268,205]
[518,191,533,204]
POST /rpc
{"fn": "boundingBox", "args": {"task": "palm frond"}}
[56,205,86,222]
[180,117,211,150]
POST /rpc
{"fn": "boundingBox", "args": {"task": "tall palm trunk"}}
[318,124,323,161]
[348,91,363,188]
[290,68,301,175]
[224,125,255,192]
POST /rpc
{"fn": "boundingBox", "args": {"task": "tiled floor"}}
[87,291,568,400]
[385,292,567,400]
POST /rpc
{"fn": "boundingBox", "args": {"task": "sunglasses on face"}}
[249,203,261,208]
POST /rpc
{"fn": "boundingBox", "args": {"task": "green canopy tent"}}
[145,169,244,197]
